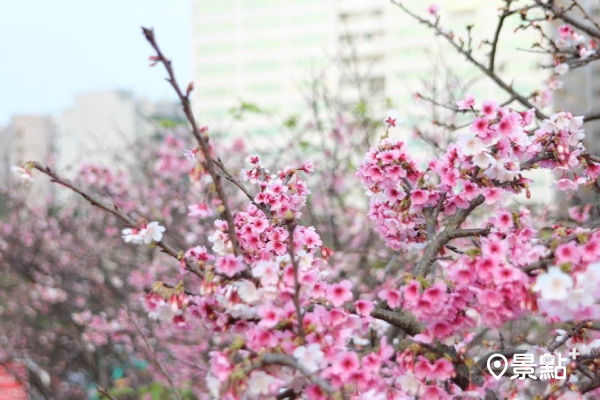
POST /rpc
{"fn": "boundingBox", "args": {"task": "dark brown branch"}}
[142,27,241,256]
[579,378,600,394]
[451,228,491,239]
[521,258,550,273]
[416,195,486,277]
[584,111,600,122]
[125,308,184,400]
[548,321,589,352]
[370,308,424,336]
[476,348,528,371]
[489,2,511,72]
[533,0,600,40]
[246,353,342,398]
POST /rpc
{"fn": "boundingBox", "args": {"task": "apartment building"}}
[57,90,152,172]
[191,0,552,202]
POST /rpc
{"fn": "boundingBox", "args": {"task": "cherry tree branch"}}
[584,110,600,122]
[30,162,204,278]
[416,195,487,277]
[125,308,183,400]
[247,353,342,398]
[548,321,589,352]
[142,27,241,256]
[213,159,255,203]
[489,1,512,73]
[97,386,118,400]
[370,308,424,335]
[533,0,600,40]
[391,1,547,120]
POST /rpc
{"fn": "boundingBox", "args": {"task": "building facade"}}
[191,0,552,203]
[57,90,162,172]
[1,91,183,205]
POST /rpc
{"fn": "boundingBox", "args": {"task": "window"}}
[246,60,281,72]
[198,42,236,55]
[198,64,236,75]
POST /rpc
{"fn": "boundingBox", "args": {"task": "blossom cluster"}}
[112,101,600,399]
[359,99,592,252]
[122,221,166,245]
[556,24,598,61]
[10,94,600,399]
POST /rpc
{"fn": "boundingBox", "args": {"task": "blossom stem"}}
[125,308,184,400]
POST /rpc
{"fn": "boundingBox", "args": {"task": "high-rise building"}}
[191,1,545,123]
[192,0,336,138]
[58,90,150,172]
[191,0,552,203]
[0,91,183,206]
[57,90,184,172]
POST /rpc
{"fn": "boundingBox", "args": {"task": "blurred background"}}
[7,0,600,203]
[2,1,600,398]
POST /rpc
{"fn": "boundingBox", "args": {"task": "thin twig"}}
[391,1,547,120]
[30,162,204,278]
[125,308,184,400]
[533,0,600,39]
[142,27,241,256]
[97,386,119,400]
[489,1,512,72]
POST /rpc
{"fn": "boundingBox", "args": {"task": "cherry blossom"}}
[293,344,325,373]
[383,109,400,128]
[533,267,574,300]
[11,14,600,398]
[11,165,35,183]
[427,4,439,16]
[456,93,475,110]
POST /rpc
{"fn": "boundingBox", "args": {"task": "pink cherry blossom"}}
[327,280,353,307]
[215,254,245,277]
[456,94,475,110]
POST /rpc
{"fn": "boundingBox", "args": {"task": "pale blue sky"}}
[0,0,191,125]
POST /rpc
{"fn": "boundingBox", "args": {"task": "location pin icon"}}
[487,353,508,380]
